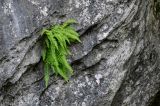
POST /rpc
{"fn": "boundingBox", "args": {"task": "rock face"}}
[0,0,160,106]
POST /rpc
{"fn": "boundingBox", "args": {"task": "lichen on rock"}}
[0,0,160,106]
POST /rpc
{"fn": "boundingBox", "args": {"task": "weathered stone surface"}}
[0,0,160,106]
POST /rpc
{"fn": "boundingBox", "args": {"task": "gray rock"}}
[0,0,160,106]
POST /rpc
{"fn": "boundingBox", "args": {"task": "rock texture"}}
[0,0,160,106]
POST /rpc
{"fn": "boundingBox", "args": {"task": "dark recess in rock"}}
[0,0,160,106]
[149,91,160,106]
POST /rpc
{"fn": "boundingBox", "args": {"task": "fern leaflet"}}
[41,19,81,87]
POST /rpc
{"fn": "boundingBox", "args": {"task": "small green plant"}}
[41,19,81,87]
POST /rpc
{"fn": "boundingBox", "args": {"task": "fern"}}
[41,19,81,87]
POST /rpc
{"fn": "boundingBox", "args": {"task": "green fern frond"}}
[44,63,50,87]
[45,38,50,48]
[41,19,81,87]
[42,46,46,61]
[62,19,78,28]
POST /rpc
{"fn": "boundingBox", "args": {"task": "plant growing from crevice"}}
[41,19,81,87]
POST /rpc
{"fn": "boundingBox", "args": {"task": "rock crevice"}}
[0,0,160,106]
